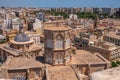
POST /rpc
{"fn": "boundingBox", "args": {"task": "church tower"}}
[94,15,99,29]
[44,24,72,65]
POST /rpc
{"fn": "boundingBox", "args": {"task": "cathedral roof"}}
[14,33,30,42]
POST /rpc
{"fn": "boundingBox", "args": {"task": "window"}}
[35,69,40,77]
[13,75,26,80]
[46,53,52,63]
[55,34,64,49]
[46,39,53,48]
[55,53,63,64]
[55,39,63,49]
[66,38,70,48]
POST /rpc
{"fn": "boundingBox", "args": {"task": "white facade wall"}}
[33,18,42,30]
[28,34,41,45]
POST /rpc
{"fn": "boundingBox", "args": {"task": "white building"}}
[28,33,41,45]
[33,18,42,30]
[69,14,78,20]
[12,18,21,31]
[0,18,7,28]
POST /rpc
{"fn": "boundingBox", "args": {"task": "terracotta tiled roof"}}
[105,31,120,39]
[48,66,79,80]
[2,57,44,70]
[72,50,107,64]
[44,25,71,31]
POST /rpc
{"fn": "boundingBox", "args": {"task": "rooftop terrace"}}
[72,50,109,65]
[105,31,120,39]
[1,57,44,70]
[48,66,78,80]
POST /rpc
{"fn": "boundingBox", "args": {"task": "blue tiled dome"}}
[14,33,30,42]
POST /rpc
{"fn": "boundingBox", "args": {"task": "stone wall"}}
[8,70,27,79]
[73,62,109,76]
[88,45,110,60]
[7,68,45,80]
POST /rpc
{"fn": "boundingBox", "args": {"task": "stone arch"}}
[66,31,71,39]
[56,53,63,59]
[55,33,64,49]
[55,53,64,64]
[55,33,64,40]
[46,53,52,64]
[13,75,26,80]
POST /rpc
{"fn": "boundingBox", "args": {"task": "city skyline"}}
[0,0,120,8]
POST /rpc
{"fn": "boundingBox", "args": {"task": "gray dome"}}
[14,33,30,42]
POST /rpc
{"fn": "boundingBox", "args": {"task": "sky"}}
[0,0,120,8]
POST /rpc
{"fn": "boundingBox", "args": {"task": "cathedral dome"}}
[14,33,30,42]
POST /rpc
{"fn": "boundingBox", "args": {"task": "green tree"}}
[116,60,120,65]
[112,61,118,67]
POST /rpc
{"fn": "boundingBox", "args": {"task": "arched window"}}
[46,53,52,64]
[55,53,63,64]
[46,39,53,48]
[55,34,64,49]
[13,75,26,80]
[35,69,40,77]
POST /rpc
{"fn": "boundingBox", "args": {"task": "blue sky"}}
[0,0,120,8]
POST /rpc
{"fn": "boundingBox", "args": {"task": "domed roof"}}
[14,33,30,42]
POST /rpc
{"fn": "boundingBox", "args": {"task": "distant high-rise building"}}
[93,8,103,14]
[84,7,93,13]
[116,8,120,17]
[102,8,113,16]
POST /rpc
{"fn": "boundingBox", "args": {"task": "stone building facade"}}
[44,24,72,65]
[103,31,120,46]
[1,57,45,80]
[88,41,120,61]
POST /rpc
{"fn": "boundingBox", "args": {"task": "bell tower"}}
[44,24,72,65]
[94,15,99,29]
